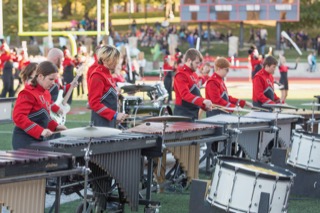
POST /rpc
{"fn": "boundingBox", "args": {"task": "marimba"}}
[30,132,160,211]
[127,122,225,184]
[199,114,272,159]
[245,111,301,158]
[282,109,320,133]
[0,149,74,213]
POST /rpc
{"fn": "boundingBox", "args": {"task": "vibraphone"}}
[245,111,301,158]
[126,122,226,184]
[282,109,320,133]
[198,114,272,160]
[0,149,74,213]
[30,132,161,211]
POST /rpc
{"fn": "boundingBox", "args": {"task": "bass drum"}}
[127,105,171,127]
[287,131,320,172]
[207,156,295,213]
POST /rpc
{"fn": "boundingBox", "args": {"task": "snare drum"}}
[287,131,320,172]
[122,96,142,113]
[207,156,294,213]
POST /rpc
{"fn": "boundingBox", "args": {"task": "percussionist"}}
[173,48,213,120]
[252,56,281,111]
[205,57,251,117]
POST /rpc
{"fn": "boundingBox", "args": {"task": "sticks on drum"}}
[251,106,270,112]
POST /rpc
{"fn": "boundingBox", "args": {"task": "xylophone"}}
[30,132,160,211]
[0,149,74,213]
[198,114,272,160]
[282,109,320,133]
[126,122,225,184]
[245,111,301,158]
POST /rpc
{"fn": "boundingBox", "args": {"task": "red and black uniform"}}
[62,49,75,104]
[88,64,118,128]
[250,53,262,79]
[279,63,297,90]
[49,79,71,103]
[86,62,99,90]
[12,84,59,150]
[206,72,245,116]
[0,50,14,97]
[198,75,209,87]
[173,65,205,120]
[252,68,280,110]
[163,55,174,102]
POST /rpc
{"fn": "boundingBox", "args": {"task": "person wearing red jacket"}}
[88,45,128,127]
[173,48,213,120]
[0,43,15,97]
[205,57,251,117]
[252,56,281,110]
[12,61,67,150]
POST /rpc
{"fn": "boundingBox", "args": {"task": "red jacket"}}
[206,72,245,108]
[173,65,205,108]
[13,84,59,139]
[252,68,280,105]
[86,62,99,89]
[88,64,117,121]
[250,53,261,71]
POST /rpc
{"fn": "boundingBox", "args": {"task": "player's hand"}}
[116,112,129,123]
[203,99,213,110]
[41,129,53,138]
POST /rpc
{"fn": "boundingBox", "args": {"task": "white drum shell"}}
[207,163,292,213]
[287,132,320,172]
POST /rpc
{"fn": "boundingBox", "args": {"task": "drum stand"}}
[273,108,281,148]
[82,137,93,213]
[307,102,317,133]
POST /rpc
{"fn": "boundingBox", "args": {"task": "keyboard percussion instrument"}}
[0,149,75,213]
[127,120,225,185]
[30,128,161,212]
[199,114,272,159]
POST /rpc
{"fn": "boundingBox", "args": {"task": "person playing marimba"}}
[12,61,67,150]
[252,55,281,110]
[87,45,128,128]
[173,48,213,120]
[205,57,251,117]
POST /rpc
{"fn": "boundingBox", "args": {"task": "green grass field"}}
[2,86,320,212]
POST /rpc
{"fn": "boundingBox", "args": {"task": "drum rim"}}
[293,130,320,139]
[217,156,295,180]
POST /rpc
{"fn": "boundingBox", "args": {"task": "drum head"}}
[217,156,295,180]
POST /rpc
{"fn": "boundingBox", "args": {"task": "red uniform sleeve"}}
[174,72,205,107]
[228,96,246,107]
[253,76,276,105]
[50,102,60,113]
[13,92,45,139]
[88,73,116,121]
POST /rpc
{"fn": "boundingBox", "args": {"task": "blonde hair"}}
[214,57,230,69]
[97,45,121,69]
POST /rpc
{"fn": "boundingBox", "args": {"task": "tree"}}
[3,0,44,36]
[59,0,73,19]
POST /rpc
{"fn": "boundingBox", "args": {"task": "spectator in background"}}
[131,19,137,36]
[137,52,146,79]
